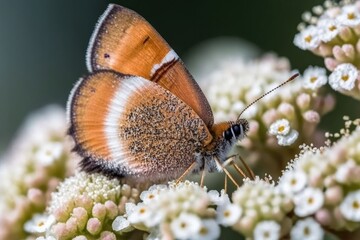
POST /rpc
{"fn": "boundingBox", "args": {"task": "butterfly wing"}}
[68,70,213,183]
[86,4,214,127]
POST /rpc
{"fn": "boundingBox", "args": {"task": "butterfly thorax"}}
[196,119,249,173]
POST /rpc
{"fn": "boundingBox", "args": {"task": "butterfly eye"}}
[224,129,233,141]
[232,124,241,136]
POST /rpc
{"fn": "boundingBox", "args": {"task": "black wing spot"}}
[143,36,150,44]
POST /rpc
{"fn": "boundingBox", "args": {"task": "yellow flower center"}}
[304,35,312,43]
[139,208,146,214]
[180,222,187,229]
[224,210,230,217]
[278,125,285,132]
[307,197,314,205]
[310,76,318,83]
[290,178,297,186]
[328,25,337,31]
[352,200,359,209]
[199,227,209,235]
[347,12,355,20]
[37,221,45,227]
[304,226,310,236]
[341,75,349,81]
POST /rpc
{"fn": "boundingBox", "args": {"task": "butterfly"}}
[67,4,249,184]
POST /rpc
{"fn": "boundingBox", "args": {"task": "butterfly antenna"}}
[237,73,300,119]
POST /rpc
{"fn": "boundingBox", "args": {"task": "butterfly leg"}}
[200,169,206,188]
[224,174,228,193]
[214,157,239,188]
[175,161,197,184]
[223,154,255,180]
[238,154,255,180]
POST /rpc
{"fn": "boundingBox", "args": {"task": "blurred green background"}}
[0,0,359,152]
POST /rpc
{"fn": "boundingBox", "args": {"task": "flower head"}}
[253,220,281,240]
[170,213,202,240]
[281,118,360,231]
[0,105,75,239]
[217,204,242,226]
[318,19,343,42]
[269,119,291,136]
[340,190,360,221]
[24,214,55,234]
[230,177,293,237]
[277,129,299,146]
[294,26,322,50]
[279,170,307,194]
[269,119,299,146]
[303,66,328,90]
[35,142,64,166]
[194,219,220,240]
[47,172,140,239]
[329,63,358,91]
[294,1,360,100]
[337,4,360,27]
[290,217,324,240]
[125,181,218,239]
[294,187,324,217]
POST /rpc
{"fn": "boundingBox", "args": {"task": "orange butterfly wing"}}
[68,71,213,183]
[86,4,214,127]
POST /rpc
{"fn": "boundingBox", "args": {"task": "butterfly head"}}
[208,119,249,155]
[222,119,249,143]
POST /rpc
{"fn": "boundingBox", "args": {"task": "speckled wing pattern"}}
[86,4,214,127]
[68,71,213,182]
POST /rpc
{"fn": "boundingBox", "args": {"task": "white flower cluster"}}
[12,117,360,239]
[279,118,360,232]
[27,172,140,240]
[0,105,76,240]
[116,181,223,240]
[230,177,293,239]
[294,0,360,99]
[198,53,334,176]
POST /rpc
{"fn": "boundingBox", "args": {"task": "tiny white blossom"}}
[335,159,356,183]
[217,203,242,226]
[112,216,133,232]
[294,26,322,50]
[170,213,202,240]
[208,189,230,206]
[269,119,291,136]
[35,142,63,166]
[329,63,358,91]
[253,220,280,240]
[128,203,151,224]
[125,202,136,215]
[290,217,324,240]
[294,187,324,217]
[24,214,55,233]
[139,185,166,204]
[277,129,299,146]
[337,5,360,27]
[192,219,220,240]
[303,66,328,90]
[340,190,360,221]
[317,19,343,42]
[279,170,307,194]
